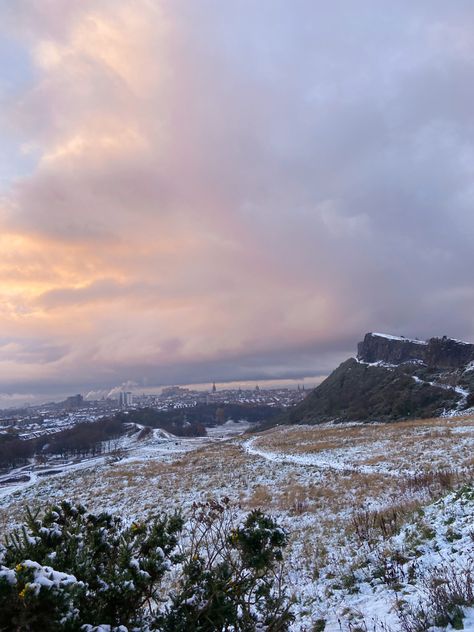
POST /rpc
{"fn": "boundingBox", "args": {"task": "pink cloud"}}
[1,1,474,394]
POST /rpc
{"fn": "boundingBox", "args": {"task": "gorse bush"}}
[0,499,293,631]
[158,499,291,632]
[0,502,183,631]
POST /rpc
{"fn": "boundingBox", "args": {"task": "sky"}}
[1,0,474,404]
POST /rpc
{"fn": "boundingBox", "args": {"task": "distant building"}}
[212,382,217,393]
[0,418,16,427]
[64,394,84,410]
[161,386,189,397]
[119,391,133,408]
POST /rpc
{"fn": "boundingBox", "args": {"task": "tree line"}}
[117,403,283,432]
[0,402,282,472]
[0,418,126,471]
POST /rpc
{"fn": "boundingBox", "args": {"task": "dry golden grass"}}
[1,413,473,594]
[247,484,273,508]
[248,416,474,475]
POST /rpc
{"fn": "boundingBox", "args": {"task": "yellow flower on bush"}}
[18,584,29,599]
[229,529,239,544]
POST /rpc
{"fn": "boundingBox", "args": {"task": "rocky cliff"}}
[358,333,474,369]
[286,333,474,425]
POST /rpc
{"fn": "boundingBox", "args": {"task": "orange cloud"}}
[2,0,474,396]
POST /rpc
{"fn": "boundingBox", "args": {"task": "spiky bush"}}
[0,499,293,631]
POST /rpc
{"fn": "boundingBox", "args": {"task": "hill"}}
[2,413,474,630]
[287,332,474,424]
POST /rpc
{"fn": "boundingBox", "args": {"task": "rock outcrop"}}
[358,333,474,369]
[286,333,474,425]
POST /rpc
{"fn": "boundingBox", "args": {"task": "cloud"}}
[0,338,68,364]
[36,279,149,309]
[1,1,474,397]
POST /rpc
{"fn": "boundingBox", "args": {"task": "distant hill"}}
[287,333,474,424]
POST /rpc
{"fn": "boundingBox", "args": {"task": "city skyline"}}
[1,1,474,401]
[0,375,319,409]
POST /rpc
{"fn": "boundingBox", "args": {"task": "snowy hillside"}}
[1,416,474,630]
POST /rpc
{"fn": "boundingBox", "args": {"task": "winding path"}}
[241,437,405,477]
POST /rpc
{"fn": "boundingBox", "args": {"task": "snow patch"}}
[371,332,427,345]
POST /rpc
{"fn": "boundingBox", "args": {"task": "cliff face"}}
[357,333,428,365]
[286,332,474,425]
[358,333,474,369]
[288,358,460,425]
[425,337,474,369]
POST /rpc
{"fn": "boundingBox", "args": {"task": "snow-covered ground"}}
[0,416,473,630]
[0,420,250,501]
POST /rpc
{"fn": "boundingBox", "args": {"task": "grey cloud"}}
[0,338,69,364]
[1,1,474,397]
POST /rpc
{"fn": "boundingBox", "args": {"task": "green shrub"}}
[0,499,293,631]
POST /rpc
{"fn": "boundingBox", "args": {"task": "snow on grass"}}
[0,417,473,630]
[242,435,404,477]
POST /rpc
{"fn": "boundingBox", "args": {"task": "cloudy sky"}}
[1,0,474,403]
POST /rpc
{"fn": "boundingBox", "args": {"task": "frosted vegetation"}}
[1,416,474,630]
[0,499,292,631]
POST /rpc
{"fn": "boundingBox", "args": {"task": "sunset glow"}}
[1,1,474,402]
